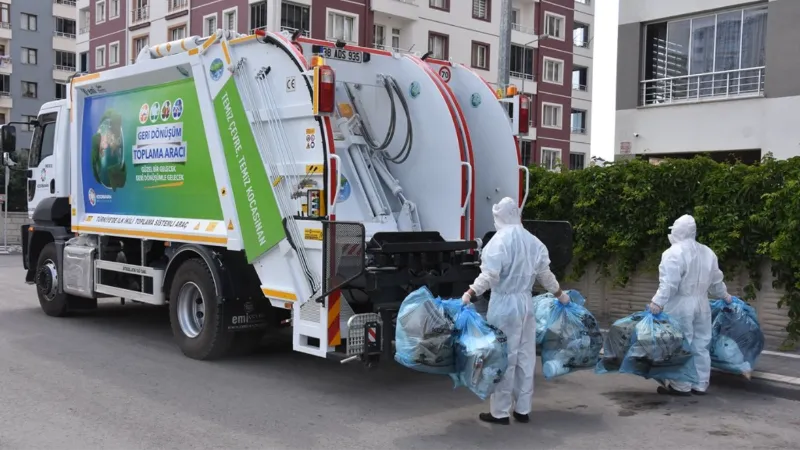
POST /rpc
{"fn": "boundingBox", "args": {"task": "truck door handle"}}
[50,179,55,194]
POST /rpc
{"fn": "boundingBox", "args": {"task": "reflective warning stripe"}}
[327,291,341,347]
[367,327,377,343]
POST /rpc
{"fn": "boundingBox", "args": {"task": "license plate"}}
[321,47,364,63]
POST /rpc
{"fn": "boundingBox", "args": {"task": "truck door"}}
[26,112,57,218]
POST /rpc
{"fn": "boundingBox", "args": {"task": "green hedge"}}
[521,154,800,346]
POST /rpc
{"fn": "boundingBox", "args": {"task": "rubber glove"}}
[462,291,473,305]
[558,292,570,305]
[724,294,733,304]
[649,302,662,315]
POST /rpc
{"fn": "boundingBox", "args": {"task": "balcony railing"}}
[387,0,417,4]
[512,23,536,35]
[574,40,590,49]
[0,91,10,97]
[55,0,77,6]
[640,67,766,106]
[54,64,77,72]
[168,0,189,13]
[510,71,534,81]
[0,22,10,29]
[54,31,76,39]
[79,25,89,34]
[280,26,310,37]
[573,84,588,92]
[131,6,150,24]
[571,126,587,134]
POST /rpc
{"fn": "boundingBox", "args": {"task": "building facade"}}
[1,0,77,150]
[615,0,797,163]
[78,0,593,168]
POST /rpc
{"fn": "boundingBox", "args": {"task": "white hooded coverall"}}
[469,197,562,418]
[651,215,728,393]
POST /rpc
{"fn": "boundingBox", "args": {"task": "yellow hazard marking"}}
[85,216,93,222]
[305,164,323,174]
[304,228,323,241]
[206,222,218,232]
[227,220,234,231]
[71,208,76,216]
[193,223,200,231]
[261,288,298,301]
[272,176,283,187]
[306,128,315,134]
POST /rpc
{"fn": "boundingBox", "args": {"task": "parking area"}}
[0,255,799,450]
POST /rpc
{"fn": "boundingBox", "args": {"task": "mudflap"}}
[224,298,271,332]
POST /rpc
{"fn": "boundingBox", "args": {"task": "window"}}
[29,113,57,167]
[572,66,589,91]
[21,48,37,65]
[204,14,217,36]
[430,0,449,11]
[642,6,768,104]
[544,12,565,40]
[250,2,267,33]
[170,25,187,41]
[133,35,149,60]
[1,3,9,25]
[223,7,237,32]
[472,0,490,21]
[22,115,38,132]
[79,51,89,72]
[0,74,9,94]
[543,57,564,84]
[374,25,386,48]
[520,140,534,167]
[541,148,560,171]
[511,8,519,26]
[327,11,356,43]
[574,22,590,48]
[80,9,90,34]
[55,51,76,70]
[428,32,449,59]
[56,18,77,38]
[471,42,489,70]
[21,13,37,31]
[569,152,586,170]
[56,83,68,100]
[542,102,562,129]
[21,81,37,98]
[95,45,106,69]
[109,0,120,19]
[96,1,106,23]
[570,109,587,134]
[109,42,120,66]
[392,28,401,51]
[509,44,534,79]
[169,0,188,13]
[132,0,149,23]
[281,2,310,35]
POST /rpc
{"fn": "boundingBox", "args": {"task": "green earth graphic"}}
[91,110,127,191]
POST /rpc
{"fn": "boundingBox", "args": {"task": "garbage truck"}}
[0,29,572,365]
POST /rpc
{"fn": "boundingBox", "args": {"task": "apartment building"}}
[0,0,77,150]
[78,0,593,169]
[615,0,796,162]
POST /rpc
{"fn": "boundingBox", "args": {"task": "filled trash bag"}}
[394,287,457,375]
[449,306,509,400]
[596,312,646,373]
[532,290,586,344]
[613,311,697,384]
[710,296,764,378]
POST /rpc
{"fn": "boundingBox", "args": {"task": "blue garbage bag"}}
[394,287,457,375]
[616,311,698,384]
[709,296,764,377]
[596,312,646,374]
[449,306,509,400]
[537,296,603,380]
[532,290,586,344]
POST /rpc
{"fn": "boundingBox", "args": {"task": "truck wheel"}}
[169,258,234,360]
[35,242,97,317]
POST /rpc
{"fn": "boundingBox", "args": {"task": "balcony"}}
[53,0,76,19]
[571,126,587,135]
[168,0,189,14]
[279,26,310,37]
[0,22,11,40]
[131,6,150,25]
[53,64,77,80]
[0,56,10,74]
[0,92,12,109]
[53,31,76,52]
[80,25,89,35]
[575,0,592,13]
[640,67,766,107]
[372,0,419,21]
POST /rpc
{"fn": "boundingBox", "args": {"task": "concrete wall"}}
[0,212,29,246]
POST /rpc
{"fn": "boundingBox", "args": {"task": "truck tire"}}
[35,242,97,317]
[168,257,234,360]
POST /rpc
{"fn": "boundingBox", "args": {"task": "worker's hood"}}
[668,214,697,245]
[493,197,522,231]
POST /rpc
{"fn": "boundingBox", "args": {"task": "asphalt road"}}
[1,255,799,450]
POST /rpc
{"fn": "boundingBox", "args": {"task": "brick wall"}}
[0,212,30,247]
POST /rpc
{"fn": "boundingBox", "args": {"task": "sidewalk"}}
[748,351,800,385]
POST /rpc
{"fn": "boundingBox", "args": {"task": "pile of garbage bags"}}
[710,296,765,378]
[597,310,697,386]
[395,287,508,399]
[532,290,603,379]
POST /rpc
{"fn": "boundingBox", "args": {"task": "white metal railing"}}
[387,0,417,4]
[574,40,590,48]
[131,6,150,24]
[168,0,189,13]
[511,71,534,81]
[79,26,89,34]
[573,84,587,92]
[571,126,587,134]
[280,26,310,37]
[54,31,76,39]
[0,22,10,29]
[55,0,77,6]
[0,91,10,97]
[641,67,765,106]
[512,23,535,35]
[54,64,76,72]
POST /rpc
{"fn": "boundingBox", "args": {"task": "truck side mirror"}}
[0,125,16,154]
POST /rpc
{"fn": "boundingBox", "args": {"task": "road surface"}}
[0,255,798,449]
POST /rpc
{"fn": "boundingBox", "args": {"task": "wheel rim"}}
[36,260,58,302]
[176,282,205,339]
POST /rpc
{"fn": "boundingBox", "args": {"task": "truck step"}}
[94,260,166,306]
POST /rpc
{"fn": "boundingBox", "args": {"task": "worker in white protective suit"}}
[648,214,732,397]
[461,197,570,425]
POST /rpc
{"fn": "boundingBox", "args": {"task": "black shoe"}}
[657,386,691,397]
[479,413,510,425]
[691,389,707,396]
[513,412,530,423]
